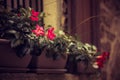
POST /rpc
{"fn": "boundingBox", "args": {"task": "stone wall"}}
[43,0,63,30]
[100,0,120,80]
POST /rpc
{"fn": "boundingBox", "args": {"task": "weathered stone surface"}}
[101,42,111,52]
[111,18,120,35]
[107,40,120,80]
[106,31,115,41]
[100,16,112,28]
[100,0,120,80]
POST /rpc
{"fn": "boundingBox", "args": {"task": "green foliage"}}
[0,7,99,65]
[0,7,43,57]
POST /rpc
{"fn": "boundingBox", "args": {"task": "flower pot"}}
[0,39,32,68]
[28,50,68,69]
[77,61,97,73]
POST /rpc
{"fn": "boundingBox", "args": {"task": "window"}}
[63,0,100,47]
[1,0,43,11]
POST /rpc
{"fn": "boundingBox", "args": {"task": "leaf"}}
[22,47,30,55]
[39,12,46,18]
[7,30,17,34]
[11,39,22,48]
[15,44,27,57]
[6,30,21,39]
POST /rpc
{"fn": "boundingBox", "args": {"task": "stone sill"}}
[0,67,67,73]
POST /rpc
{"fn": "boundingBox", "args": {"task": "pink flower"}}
[30,16,39,21]
[32,24,44,36]
[31,9,39,17]
[94,61,104,68]
[30,9,39,21]
[46,27,56,40]
[94,52,109,69]
[96,55,105,62]
[102,52,109,59]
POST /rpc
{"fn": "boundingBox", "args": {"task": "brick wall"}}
[100,0,120,80]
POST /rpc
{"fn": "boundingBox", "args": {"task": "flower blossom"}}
[30,16,39,21]
[46,27,56,40]
[31,9,39,17]
[93,61,103,69]
[32,24,44,37]
[30,9,39,21]
[93,52,109,69]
